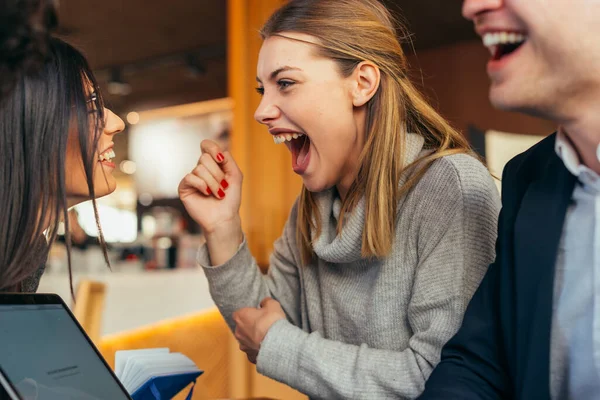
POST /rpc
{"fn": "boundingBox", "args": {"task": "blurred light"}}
[116,188,137,207]
[139,192,153,206]
[107,81,132,96]
[141,215,156,238]
[127,112,140,125]
[74,203,137,243]
[129,120,203,198]
[120,160,137,175]
[107,68,132,96]
[157,237,173,249]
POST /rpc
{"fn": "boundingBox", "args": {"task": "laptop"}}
[0,293,132,400]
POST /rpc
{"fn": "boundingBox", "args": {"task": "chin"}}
[489,82,513,109]
[490,76,548,111]
[489,85,527,114]
[93,179,117,199]
[98,184,117,198]
[302,176,333,194]
[490,89,551,119]
[302,182,324,193]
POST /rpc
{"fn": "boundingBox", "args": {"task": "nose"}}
[254,96,281,125]
[103,108,125,137]
[462,0,503,21]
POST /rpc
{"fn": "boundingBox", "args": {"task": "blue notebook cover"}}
[131,370,203,400]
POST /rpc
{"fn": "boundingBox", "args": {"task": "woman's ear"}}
[351,61,380,107]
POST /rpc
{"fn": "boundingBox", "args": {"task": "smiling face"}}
[463,0,600,120]
[65,89,125,202]
[254,32,369,195]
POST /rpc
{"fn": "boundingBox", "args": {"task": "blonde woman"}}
[179,0,500,398]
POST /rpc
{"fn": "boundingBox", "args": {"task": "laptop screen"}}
[0,299,131,400]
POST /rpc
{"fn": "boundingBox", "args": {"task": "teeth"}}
[272,133,304,144]
[99,149,116,161]
[482,32,526,48]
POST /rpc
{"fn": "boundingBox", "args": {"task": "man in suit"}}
[419,0,600,399]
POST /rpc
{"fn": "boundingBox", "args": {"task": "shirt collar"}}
[555,128,600,189]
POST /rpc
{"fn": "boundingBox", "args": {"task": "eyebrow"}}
[256,66,302,84]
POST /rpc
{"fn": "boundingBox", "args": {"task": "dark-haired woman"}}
[0,37,124,293]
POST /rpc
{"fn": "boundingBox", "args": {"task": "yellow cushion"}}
[98,308,232,399]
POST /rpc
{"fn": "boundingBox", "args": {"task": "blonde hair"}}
[261,0,473,263]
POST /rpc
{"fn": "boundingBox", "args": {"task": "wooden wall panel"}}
[228,2,306,399]
[228,0,303,269]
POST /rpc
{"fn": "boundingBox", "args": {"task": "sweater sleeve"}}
[197,201,303,330]
[256,155,501,399]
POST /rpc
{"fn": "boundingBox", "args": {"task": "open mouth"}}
[483,32,527,61]
[98,148,116,166]
[272,132,311,173]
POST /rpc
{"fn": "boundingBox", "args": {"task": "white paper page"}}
[127,353,199,393]
[120,353,183,393]
[117,349,169,388]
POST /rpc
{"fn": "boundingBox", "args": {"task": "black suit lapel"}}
[513,153,577,398]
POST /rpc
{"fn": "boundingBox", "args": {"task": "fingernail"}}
[206,188,212,195]
[218,188,225,198]
[221,179,229,189]
[217,153,225,162]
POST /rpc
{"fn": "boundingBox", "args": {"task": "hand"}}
[232,298,286,364]
[178,140,243,235]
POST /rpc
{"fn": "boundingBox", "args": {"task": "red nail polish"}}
[221,179,229,189]
[218,188,225,198]
[217,153,225,162]
[206,188,212,195]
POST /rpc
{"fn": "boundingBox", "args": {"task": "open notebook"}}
[115,348,203,400]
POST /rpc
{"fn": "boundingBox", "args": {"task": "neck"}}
[560,108,600,174]
[336,180,351,202]
[336,107,368,201]
[336,143,362,201]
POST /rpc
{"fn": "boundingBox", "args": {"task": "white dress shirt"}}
[551,130,600,399]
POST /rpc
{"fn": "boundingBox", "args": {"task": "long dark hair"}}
[0,37,109,294]
[0,0,58,98]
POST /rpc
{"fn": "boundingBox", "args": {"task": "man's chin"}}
[489,87,529,113]
[489,85,515,111]
[489,83,542,113]
[491,92,553,120]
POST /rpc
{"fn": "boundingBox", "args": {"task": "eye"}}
[277,80,294,90]
[255,86,265,96]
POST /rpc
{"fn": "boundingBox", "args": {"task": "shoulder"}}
[402,153,500,244]
[20,263,46,293]
[503,132,557,181]
[412,152,500,212]
[403,153,500,255]
[498,132,558,211]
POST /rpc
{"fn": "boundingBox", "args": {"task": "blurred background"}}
[37,1,553,397]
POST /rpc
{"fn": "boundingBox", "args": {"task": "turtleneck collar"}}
[311,133,425,264]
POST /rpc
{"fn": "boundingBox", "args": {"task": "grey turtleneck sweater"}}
[198,134,501,399]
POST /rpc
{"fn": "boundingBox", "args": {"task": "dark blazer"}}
[419,133,577,399]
